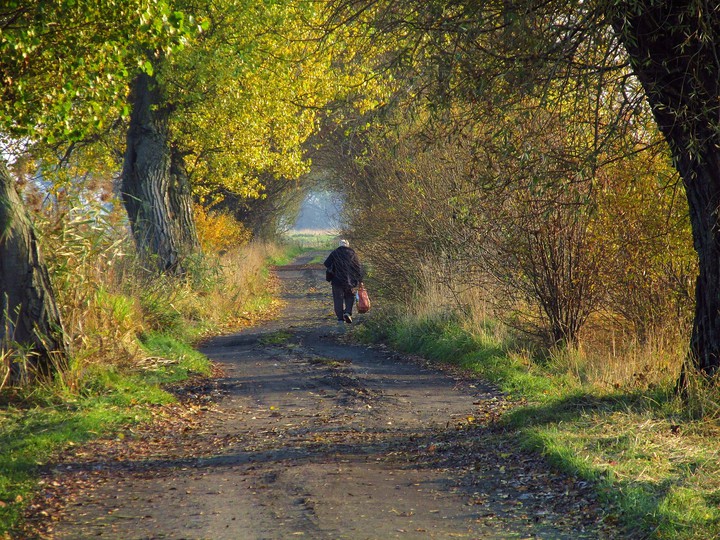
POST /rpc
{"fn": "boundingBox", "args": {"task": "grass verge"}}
[357,310,720,539]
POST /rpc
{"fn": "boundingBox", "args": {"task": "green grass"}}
[0,341,208,536]
[284,231,336,250]
[268,236,334,267]
[139,332,212,384]
[0,368,173,535]
[0,332,214,535]
[358,311,720,539]
[266,245,304,266]
[258,330,293,345]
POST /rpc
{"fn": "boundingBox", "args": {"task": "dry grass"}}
[407,259,687,393]
[0,190,286,394]
[530,403,720,539]
[683,369,720,422]
[183,242,284,330]
[285,229,337,249]
[37,204,147,377]
[542,331,684,392]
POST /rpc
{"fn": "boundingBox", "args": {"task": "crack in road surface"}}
[40,253,618,539]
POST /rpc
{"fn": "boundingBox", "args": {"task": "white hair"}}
[339,239,349,247]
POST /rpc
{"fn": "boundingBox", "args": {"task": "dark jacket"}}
[324,246,362,288]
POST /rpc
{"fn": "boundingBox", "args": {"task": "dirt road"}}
[39,253,618,539]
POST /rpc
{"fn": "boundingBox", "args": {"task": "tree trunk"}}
[609,3,720,376]
[169,144,200,254]
[121,72,199,274]
[0,161,67,381]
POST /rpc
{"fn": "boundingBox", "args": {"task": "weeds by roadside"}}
[0,196,291,536]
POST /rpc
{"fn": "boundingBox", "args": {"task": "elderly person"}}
[323,239,363,323]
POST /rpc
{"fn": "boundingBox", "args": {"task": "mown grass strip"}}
[358,312,720,539]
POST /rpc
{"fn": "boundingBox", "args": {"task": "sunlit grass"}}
[519,407,720,538]
[308,253,326,264]
[284,229,337,250]
[258,330,293,345]
[0,370,170,535]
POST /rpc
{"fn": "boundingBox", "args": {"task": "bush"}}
[194,204,252,254]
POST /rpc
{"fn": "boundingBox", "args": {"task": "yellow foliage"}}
[194,205,252,253]
[164,0,394,202]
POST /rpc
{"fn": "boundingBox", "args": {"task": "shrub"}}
[194,204,252,254]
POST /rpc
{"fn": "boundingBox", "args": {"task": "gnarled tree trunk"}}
[121,72,199,274]
[610,3,720,377]
[0,161,67,381]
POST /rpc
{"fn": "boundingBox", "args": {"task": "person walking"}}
[324,239,363,324]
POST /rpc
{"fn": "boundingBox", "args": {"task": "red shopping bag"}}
[357,283,371,313]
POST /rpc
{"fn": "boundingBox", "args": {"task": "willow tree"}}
[0,1,186,379]
[122,66,199,274]
[606,2,720,378]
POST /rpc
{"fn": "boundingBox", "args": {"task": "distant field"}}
[285,229,337,249]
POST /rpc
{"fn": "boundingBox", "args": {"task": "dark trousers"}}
[331,283,355,320]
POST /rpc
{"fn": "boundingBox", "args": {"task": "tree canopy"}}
[0,0,192,143]
[321,0,709,361]
[147,0,385,207]
[0,0,194,376]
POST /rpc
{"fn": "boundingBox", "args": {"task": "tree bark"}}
[169,144,200,254]
[609,3,720,376]
[0,160,67,381]
[121,72,199,274]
